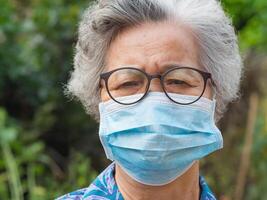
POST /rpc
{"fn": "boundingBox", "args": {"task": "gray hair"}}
[66,0,243,122]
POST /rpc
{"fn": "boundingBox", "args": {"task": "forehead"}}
[104,21,202,73]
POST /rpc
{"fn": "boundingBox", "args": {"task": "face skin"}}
[100,21,212,200]
[101,20,213,102]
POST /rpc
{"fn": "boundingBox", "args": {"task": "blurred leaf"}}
[0,108,7,128]
[1,142,23,200]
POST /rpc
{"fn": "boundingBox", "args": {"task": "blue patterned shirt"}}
[56,162,216,200]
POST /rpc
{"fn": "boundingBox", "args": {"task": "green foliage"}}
[0,0,99,199]
[0,0,267,199]
[223,0,267,52]
[248,98,267,200]
[0,107,97,200]
[0,108,23,200]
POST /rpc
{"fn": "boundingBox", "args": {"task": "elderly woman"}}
[57,0,242,199]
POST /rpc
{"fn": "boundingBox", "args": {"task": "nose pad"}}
[148,78,164,93]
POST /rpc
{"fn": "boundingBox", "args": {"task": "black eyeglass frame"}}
[100,66,215,105]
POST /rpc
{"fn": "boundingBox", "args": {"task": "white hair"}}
[66,0,243,122]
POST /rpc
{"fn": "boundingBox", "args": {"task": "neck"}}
[115,161,200,200]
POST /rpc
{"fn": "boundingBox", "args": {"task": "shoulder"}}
[55,162,123,200]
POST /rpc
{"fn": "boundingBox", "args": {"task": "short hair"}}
[66,0,243,122]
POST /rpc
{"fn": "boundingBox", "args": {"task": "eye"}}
[117,81,143,89]
[165,79,193,87]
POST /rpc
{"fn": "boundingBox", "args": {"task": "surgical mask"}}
[98,92,223,186]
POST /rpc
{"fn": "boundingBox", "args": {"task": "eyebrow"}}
[104,63,199,74]
[160,63,185,73]
[103,64,144,73]
[123,63,187,72]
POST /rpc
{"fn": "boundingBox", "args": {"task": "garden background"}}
[0,0,267,199]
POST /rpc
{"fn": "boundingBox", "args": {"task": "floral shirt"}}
[56,162,216,200]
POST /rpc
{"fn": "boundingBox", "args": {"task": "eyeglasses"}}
[100,66,214,105]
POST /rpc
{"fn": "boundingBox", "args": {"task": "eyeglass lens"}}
[106,68,205,104]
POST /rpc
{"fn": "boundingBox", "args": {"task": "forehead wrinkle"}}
[105,21,201,73]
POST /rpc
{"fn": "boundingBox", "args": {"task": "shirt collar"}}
[81,162,217,200]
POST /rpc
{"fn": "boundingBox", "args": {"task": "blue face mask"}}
[98,92,223,186]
